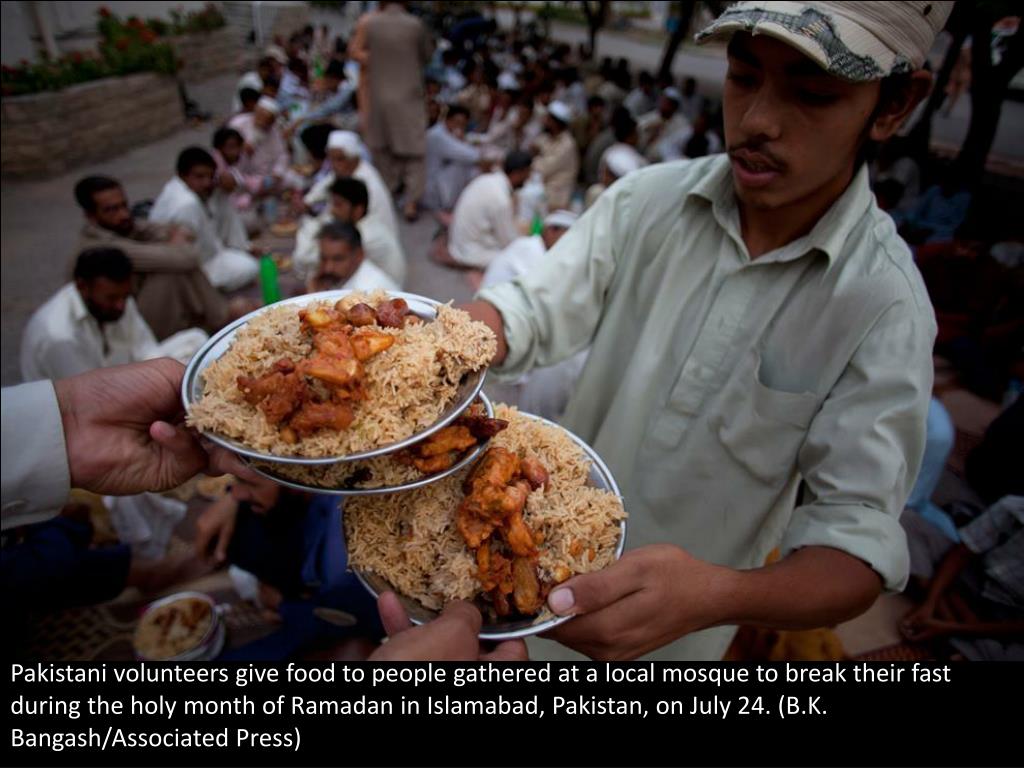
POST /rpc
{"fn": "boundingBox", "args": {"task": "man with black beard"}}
[20,247,206,381]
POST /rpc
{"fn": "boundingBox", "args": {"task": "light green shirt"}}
[478,154,936,660]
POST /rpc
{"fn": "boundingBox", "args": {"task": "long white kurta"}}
[303,159,400,240]
[149,177,258,291]
[481,235,587,421]
[292,207,406,286]
[20,283,207,382]
[448,171,518,269]
[422,121,480,211]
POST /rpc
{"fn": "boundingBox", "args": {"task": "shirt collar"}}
[687,154,874,267]
[67,283,91,324]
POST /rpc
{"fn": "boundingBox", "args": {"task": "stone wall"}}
[171,26,244,84]
[1,73,183,178]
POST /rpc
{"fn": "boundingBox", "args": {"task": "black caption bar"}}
[4,662,1017,766]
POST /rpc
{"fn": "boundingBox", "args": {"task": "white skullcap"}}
[497,72,520,91]
[696,1,954,82]
[263,45,287,64]
[326,130,362,156]
[544,210,578,229]
[603,144,647,179]
[256,96,281,115]
[662,87,682,103]
[547,100,572,124]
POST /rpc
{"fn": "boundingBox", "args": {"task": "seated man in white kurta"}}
[149,147,259,292]
[20,247,207,382]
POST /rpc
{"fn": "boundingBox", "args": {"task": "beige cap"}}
[696,1,954,82]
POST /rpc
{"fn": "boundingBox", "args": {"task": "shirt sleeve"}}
[442,132,482,165]
[126,300,161,361]
[959,496,1023,556]
[476,175,628,379]
[33,339,99,381]
[1,380,70,527]
[780,298,937,591]
[302,86,355,123]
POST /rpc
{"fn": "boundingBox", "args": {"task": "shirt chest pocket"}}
[712,355,821,485]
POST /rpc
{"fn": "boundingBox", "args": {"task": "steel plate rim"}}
[246,393,496,496]
[350,411,627,641]
[181,289,488,465]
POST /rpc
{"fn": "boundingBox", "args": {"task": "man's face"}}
[254,106,276,131]
[588,102,604,120]
[220,137,243,165]
[541,224,568,250]
[316,237,363,287]
[507,167,530,189]
[447,113,468,138]
[723,33,880,211]
[329,150,358,177]
[658,95,678,118]
[544,115,563,135]
[90,186,133,236]
[230,474,281,515]
[329,194,361,224]
[77,276,132,323]
[182,164,216,200]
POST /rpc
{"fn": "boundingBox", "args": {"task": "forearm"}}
[122,240,201,272]
[714,546,883,631]
[922,544,973,609]
[459,300,508,365]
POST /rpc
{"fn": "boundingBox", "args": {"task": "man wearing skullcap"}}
[467,2,954,661]
[228,97,291,196]
[529,100,580,211]
[296,130,405,285]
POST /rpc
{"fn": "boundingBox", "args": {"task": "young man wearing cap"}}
[464,1,951,661]
[530,100,579,211]
[227,97,293,215]
[584,136,648,210]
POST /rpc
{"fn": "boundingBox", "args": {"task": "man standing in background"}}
[364,0,433,222]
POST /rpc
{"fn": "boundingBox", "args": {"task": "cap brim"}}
[695,13,888,82]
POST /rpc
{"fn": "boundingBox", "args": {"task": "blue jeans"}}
[906,398,959,541]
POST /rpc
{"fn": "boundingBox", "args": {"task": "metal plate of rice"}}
[247,393,497,496]
[347,406,627,641]
[182,290,494,465]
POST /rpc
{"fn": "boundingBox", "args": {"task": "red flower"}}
[140,29,156,43]
[71,51,84,63]
[115,37,130,50]
[98,7,111,18]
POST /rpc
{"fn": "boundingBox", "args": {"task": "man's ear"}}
[869,69,932,143]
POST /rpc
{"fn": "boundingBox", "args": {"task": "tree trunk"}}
[955,14,1023,186]
[580,1,608,60]
[658,1,697,81]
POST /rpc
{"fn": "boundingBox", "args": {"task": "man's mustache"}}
[727,141,786,172]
